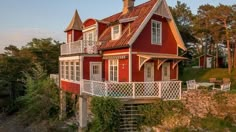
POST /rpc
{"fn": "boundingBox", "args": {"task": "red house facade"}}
[59,0,187,130]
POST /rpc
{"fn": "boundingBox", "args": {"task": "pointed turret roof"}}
[64,10,83,32]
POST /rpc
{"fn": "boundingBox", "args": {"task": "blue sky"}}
[0,0,235,53]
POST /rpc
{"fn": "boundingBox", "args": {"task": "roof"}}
[65,10,83,32]
[137,53,188,60]
[99,0,157,50]
[98,0,186,51]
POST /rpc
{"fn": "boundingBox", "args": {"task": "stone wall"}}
[181,89,236,119]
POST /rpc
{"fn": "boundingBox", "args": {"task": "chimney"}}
[122,0,135,14]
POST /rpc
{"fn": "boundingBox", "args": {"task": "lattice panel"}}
[161,81,181,100]
[107,83,133,98]
[83,80,92,94]
[135,82,160,97]
[92,81,106,96]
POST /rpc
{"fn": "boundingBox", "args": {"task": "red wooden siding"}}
[83,56,103,80]
[67,30,72,43]
[98,22,107,37]
[132,14,177,54]
[74,30,82,41]
[61,80,80,94]
[83,19,96,28]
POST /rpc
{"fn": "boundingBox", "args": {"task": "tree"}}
[25,38,61,74]
[210,4,235,74]
[170,1,197,57]
[18,64,59,122]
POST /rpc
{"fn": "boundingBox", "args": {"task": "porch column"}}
[79,96,88,130]
[59,90,66,120]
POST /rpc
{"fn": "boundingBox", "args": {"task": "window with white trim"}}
[151,20,162,44]
[65,62,69,79]
[109,60,118,82]
[75,61,80,81]
[61,62,64,79]
[111,25,121,40]
[70,62,74,80]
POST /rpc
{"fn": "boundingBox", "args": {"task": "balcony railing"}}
[60,40,100,55]
[82,80,182,100]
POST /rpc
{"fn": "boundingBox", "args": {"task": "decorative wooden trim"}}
[172,60,181,69]
[139,56,152,71]
[157,58,168,70]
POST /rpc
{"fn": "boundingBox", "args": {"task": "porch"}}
[60,40,101,55]
[81,80,182,100]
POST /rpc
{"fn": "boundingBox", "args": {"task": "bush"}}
[137,99,185,127]
[88,97,123,132]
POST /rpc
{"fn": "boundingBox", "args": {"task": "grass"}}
[180,68,236,90]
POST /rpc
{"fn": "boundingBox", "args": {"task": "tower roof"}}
[64,10,83,32]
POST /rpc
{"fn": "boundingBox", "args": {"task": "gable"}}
[154,0,171,19]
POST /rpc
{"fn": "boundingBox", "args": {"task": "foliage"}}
[137,99,185,127]
[213,92,227,104]
[88,97,123,132]
[191,115,236,131]
[18,64,59,123]
[0,38,61,113]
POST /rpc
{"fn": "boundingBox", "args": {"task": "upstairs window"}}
[151,20,162,45]
[111,25,121,40]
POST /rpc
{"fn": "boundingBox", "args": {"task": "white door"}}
[90,62,102,81]
[144,63,154,82]
[162,62,170,81]
[207,57,212,68]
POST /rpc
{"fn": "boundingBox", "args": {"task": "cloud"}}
[0,28,65,53]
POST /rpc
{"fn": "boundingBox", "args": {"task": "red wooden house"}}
[59,0,187,130]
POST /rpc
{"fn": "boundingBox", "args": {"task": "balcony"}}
[60,40,101,55]
[82,80,182,100]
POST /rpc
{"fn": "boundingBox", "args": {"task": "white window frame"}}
[75,61,80,82]
[60,61,64,79]
[65,62,69,80]
[151,20,162,45]
[70,62,75,80]
[108,59,119,82]
[111,24,122,40]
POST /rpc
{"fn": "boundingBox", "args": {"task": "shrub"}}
[137,99,185,127]
[88,97,123,132]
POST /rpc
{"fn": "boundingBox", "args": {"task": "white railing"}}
[50,74,59,86]
[60,40,100,55]
[82,80,182,100]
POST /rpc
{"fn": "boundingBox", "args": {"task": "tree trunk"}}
[216,44,219,68]
[234,43,236,68]
[226,39,232,74]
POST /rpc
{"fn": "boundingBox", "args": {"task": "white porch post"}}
[59,90,66,120]
[79,96,87,129]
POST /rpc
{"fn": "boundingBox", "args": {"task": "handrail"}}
[82,80,182,100]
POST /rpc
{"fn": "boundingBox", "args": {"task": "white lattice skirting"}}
[82,80,182,100]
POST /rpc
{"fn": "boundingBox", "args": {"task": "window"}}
[111,25,121,40]
[61,62,64,79]
[70,62,74,80]
[109,60,118,82]
[75,62,80,81]
[151,20,162,44]
[65,62,69,79]
[92,65,99,75]
[147,67,151,78]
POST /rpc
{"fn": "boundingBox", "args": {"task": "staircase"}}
[119,104,141,132]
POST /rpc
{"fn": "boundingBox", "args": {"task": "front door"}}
[90,62,102,81]
[144,63,154,82]
[207,57,212,68]
[162,62,170,81]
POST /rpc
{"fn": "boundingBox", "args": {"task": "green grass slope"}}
[180,68,236,90]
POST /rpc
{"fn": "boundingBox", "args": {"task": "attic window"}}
[151,20,162,45]
[111,24,122,40]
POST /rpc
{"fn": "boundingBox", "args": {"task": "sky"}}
[0,0,235,53]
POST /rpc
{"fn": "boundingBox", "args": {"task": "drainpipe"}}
[129,46,132,82]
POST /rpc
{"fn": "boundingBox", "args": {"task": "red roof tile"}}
[99,0,157,50]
